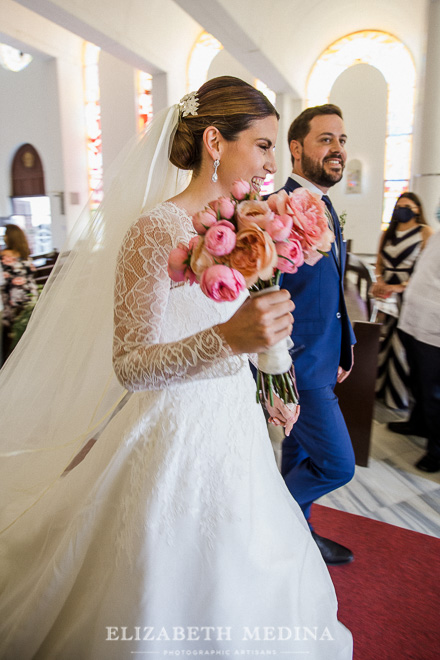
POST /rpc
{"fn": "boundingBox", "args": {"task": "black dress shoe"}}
[311,532,354,566]
[387,421,427,437]
[415,453,440,473]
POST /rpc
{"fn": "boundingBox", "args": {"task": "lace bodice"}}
[113,202,246,391]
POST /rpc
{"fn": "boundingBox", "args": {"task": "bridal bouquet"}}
[167,180,333,410]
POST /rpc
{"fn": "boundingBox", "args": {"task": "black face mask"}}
[393,206,416,224]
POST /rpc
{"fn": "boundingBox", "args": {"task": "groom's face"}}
[291,114,347,191]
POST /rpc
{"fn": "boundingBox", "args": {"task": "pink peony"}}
[167,243,196,283]
[268,188,334,264]
[276,239,304,274]
[192,207,218,234]
[231,179,251,200]
[209,196,236,220]
[204,223,237,256]
[188,235,201,251]
[266,189,290,216]
[236,200,273,231]
[266,214,293,242]
[287,188,331,247]
[200,265,246,302]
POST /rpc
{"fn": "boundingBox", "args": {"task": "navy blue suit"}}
[277,178,356,523]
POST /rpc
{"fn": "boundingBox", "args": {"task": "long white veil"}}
[0,104,189,533]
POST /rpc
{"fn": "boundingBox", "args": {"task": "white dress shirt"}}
[398,229,440,348]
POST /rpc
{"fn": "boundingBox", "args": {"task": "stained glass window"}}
[306,31,416,228]
[138,71,153,132]
[83,43,102,210]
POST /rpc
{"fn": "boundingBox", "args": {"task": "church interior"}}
[0,1,439,656]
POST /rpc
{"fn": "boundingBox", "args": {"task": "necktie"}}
[321,194,340,262]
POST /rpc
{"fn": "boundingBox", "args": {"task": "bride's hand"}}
[266,395,300,436]
[218,289,294,355]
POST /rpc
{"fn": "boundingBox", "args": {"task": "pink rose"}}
[266,214,293,242]
[209,196,236,220]
[192,207,218,234]
[200,265,246,302]
[276,239,304,274]
[231,179,251,200]
[167,243,196,283]
[204,223,237,256]
[236,200,273,231]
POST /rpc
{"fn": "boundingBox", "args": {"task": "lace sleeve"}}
[113,211,233,392]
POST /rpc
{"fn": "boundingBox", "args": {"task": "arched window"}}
[187,31,223,92]
[307,31,416,227]
[186,34,276,194]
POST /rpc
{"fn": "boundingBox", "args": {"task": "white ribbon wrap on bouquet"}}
[250,286,293,375]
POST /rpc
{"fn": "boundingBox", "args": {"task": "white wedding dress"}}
[0,202,352,659]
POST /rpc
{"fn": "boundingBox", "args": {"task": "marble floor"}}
[270,402,440,539]
[270,269,440,540]
[317,401,440,538]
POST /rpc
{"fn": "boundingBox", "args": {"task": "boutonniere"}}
[338,211,347,234]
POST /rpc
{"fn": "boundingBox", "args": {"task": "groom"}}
[275,104,356,564]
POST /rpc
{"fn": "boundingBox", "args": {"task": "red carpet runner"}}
[312,504,440,660]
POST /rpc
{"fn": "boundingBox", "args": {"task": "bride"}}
[0,76,352,658]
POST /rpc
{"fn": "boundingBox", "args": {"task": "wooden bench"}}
[335,320,381,467]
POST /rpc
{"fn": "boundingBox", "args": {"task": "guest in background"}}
[395,229,440,472]
[371,193,433,410]
[0,224,39,363]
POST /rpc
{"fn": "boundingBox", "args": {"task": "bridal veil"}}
[0,104,188,534]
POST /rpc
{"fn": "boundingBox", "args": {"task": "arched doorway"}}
[9,143,51,254]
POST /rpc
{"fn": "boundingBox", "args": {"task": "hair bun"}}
[170,120,199,171]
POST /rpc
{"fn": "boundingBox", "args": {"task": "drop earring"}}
[212,159,220,183]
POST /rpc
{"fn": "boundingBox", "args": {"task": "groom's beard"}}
[301,153,345,189]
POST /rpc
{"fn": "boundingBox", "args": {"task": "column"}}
[414,0,440,225]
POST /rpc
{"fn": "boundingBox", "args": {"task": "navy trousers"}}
[281,385,355,523]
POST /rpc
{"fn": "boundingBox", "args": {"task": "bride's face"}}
[219,115,278,194]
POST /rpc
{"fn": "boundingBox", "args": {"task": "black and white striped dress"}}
[376,225,423,409]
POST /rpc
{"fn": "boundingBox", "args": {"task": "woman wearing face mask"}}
[371,193,433,409]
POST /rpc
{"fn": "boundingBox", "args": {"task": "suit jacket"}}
[277,178,356,389]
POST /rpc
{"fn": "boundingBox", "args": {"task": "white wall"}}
[0,57,64,228]
[99,51,138,178]
[329,63,388,255]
